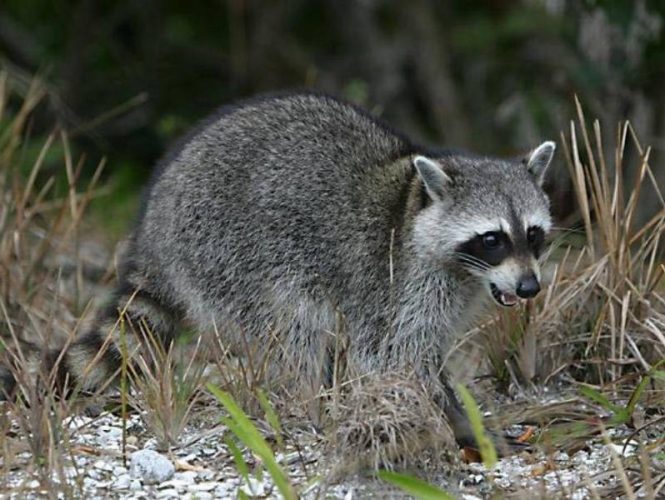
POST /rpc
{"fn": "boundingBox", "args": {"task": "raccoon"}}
[3,93,555,448]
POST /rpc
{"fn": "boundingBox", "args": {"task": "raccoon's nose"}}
[516,273,541,299]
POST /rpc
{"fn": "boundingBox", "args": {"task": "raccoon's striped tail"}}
[0,276,181,400]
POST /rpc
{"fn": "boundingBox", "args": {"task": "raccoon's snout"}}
[489,271,541,307]
[516,272,540,299]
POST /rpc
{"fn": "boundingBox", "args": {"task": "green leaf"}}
[456,384,498,468]
[225,436,249,484]
[625,374,650,417]
[579,386,620,413]
[609,408,631,425]
[256,389,284,449]
[377,470,454,500]
[208,384,296,500]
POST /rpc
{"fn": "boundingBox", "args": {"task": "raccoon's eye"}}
[527,226,544,247]
[481,232,502,249]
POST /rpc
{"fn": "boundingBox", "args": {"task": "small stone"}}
[130,449,175,485]
[130,479,142,490]
[157,489,180,498]
[159,479,189,489]
[215,484,235,497]
[572,450,589,465]
[94,460,114,471]
[179,453,198,462]
[144,438,159,450]
[113,466,128,475]
[175,470,198,483]
[239,477,266,497]
[189,481,216,492]
[83,477,97,488]
[113,474,132,489]
[186,492,212,500]
[198,469,215,480]
[87,470,102,480]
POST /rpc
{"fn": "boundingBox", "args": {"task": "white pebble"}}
[113,466,128,475]
[157,489,180,498]
[186,493,212,500]
[159,479,190,489]
[93,460,114,471]
[175,470,198,483]
[130,449,175,485]
[189,481,217,492]
[240,477,266,496]
[113,474,132,489]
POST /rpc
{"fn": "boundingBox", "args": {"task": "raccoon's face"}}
[412,141,555,307]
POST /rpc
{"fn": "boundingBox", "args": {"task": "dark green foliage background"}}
[1,1,664,233]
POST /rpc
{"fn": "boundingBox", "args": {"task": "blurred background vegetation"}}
[1,0,664,237]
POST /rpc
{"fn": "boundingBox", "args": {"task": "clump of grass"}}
[207,322,279,413]
[127,323,209,451]
[331,374,454,472]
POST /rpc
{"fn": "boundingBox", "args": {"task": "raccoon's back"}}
[133,93,414,316]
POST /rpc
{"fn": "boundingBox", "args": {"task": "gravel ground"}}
[2,397,661,499]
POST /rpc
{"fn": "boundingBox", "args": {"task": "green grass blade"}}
[256,389,284,449]
[456,384,498,468]
[208,384,296,500]
[579,386,621,414]
[225,436,250,484]
[377,470,454,500]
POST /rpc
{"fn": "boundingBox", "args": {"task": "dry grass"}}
[0,71,663,498]
[127,331,209,451]
[0,73,109,496]
[330,374,455,473]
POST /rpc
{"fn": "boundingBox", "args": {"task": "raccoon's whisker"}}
[455,256,485,268]
[549,226,586,234]
[453,253,490,271]
[458,259,489,272]
[453,252,487,265]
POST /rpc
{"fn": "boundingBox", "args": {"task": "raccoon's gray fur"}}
[4,93,555,447]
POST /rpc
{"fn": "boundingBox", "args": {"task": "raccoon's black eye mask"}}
[526,226,545,257]
[457,230,512,267]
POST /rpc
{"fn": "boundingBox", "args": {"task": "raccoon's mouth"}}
[490,283,518,307]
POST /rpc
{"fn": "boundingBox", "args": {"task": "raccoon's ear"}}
[413,155,452,201]
[524,141,556,186]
